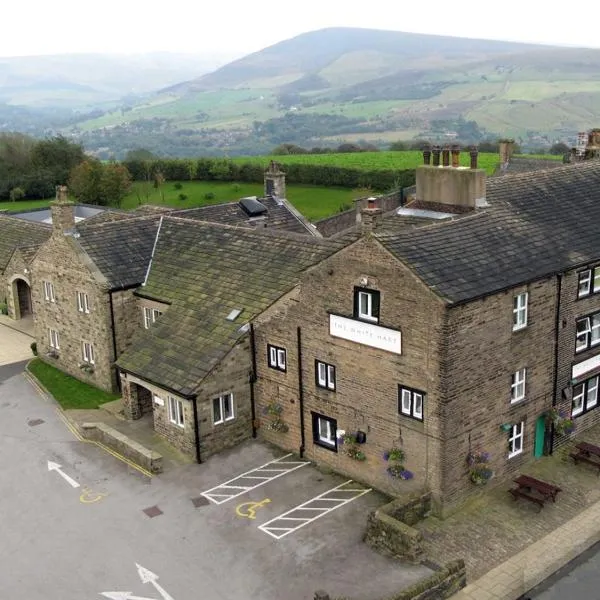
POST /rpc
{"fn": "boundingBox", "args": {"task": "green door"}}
[534,415,546,458]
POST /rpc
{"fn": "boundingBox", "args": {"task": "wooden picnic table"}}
[509,474,562,510]
[570,441,600,475]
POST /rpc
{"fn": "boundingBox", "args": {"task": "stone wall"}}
[554,268,600,444]
[387,560,466,600]
[80,422,163,473]
[4,249,32,320]
[196,338,253,460]
[112,289,146,357]
[31,233,117,392]
[254,237,446,501]
[440,278,557,514]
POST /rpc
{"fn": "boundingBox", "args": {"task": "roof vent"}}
[226,308,243,322]
[239,197,268,217]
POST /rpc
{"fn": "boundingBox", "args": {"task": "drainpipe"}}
[108,290,120,392]
[549,272,563,455]
[249,323,258,438]
[297,326,306,458]
[192,394,202,464]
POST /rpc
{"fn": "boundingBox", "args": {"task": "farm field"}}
[0,182,358,222]
[232,151,505,174]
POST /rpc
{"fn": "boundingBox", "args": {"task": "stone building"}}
[253,157,600,515]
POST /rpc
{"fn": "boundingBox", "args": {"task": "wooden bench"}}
[509,475,562,510]
[570,441,600,475]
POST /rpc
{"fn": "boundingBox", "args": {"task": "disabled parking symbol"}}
[235,498,271,519]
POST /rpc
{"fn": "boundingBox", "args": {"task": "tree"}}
[31,135,85,186]
[389,141,408,151]
[100,163,132,207]
[549,142,570,155]
[9,187,26,202]
[68,159,103,204]
[125,148,157,162]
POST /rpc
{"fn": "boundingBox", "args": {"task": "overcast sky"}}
[2,0,598,58]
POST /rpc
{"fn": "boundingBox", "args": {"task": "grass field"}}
[0,182,358,222]
[232,151,503,175]
[27,358,119,409]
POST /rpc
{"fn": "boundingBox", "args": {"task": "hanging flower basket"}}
[267,418,289,433]
[546,408,575,435]
[384,447,405,463]
[469,466,493,485]
[345,445,366,461]
[387,464,414,479]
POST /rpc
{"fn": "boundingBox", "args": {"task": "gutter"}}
[297,326,306,458]
[249,323,258,438]
[549,272,563,455]
[192,394,202,464]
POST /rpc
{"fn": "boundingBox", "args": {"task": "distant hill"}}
[6,28,600,157]
[0,52,236,107]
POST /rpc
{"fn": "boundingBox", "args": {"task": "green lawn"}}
[27,358,120,409]
[1,182,358,222]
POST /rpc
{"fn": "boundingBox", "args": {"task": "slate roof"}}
[376,161,600,304]
[172,196,315,236]
[494,156,564,176]
[0,214,50,273]
[117,217,349,396]
[75,216,161,289]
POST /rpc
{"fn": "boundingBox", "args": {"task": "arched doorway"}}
[12,278,32,320]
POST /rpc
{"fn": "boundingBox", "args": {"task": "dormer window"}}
[354,287,380,323]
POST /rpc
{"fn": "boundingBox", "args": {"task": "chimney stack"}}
[442,145,450,167]
[451,144,460,168]
[470,146,479,169]
[422,145,432,165]
[498,139,515,166]
[360,197,383,234]
[432,145,441,167]
[50,185,75,237]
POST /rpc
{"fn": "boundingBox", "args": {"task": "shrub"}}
[231,183,241,193]
[174,182,183,190]
[204,192,215,200]
[178,193,188,201]
[30,342,38,356]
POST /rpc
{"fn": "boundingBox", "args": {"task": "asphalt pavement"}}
[528,542,600,600]
[0,361,430,600]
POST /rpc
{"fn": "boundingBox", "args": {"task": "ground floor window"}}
[508,421,524,458]
[168,396,185,428]
[311,412,337,451]
[48,328,60,349]
[572,375,598,417]
[81,341,95,364]
[213,393,234,425]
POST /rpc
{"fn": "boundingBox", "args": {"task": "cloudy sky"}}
[2,0,598,58]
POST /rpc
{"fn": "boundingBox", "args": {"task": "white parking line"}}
[201,453,309,504]
[258,480,371,539]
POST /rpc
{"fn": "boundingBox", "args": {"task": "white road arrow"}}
[136,563,175,600]
[47,460,80,488]
[101,592,155,600]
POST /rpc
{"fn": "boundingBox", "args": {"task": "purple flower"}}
[400,470,414,480]
[383,451,390,461]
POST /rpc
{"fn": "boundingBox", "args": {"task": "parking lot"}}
[0,352,430,600]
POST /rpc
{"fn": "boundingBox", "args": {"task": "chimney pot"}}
[469,146,479,169]
[451,144,460,168]
[367,197,376,209]
[442,145,450,167]
[422,144,432,166]
[432,145,441,167]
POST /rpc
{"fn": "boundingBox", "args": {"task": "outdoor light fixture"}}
[500,423,512,432]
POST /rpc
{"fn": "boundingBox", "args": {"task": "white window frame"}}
[168,396,185,428]
[594,268,600,293]
[43,281,55,303]
[357,290,377,322]
[398,386,425,421]
[313,414,336,449]
[573,375,600,417]
[508,421,524,458]
[143,307,162,329]
[316,360,336,390]
[81,341,95,365]
[510,368,526,403]
[512,292,528,331]
[267,344,286,372]
[77,291,90,314]
[212,393,234,425]
[576,313,600,353]
[578,270,592,297]
[48,328,60,350]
